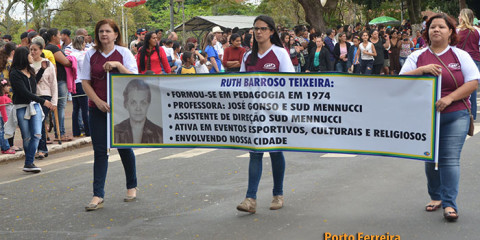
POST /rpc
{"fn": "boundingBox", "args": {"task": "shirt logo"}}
[264,63,277,70]
[448,63,461,70]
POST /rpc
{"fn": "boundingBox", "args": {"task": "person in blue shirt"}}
[203,33,221,73]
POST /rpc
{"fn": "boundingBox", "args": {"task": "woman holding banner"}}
[80,19,139,211]
[400,14,480,222]
[236,15,295,214]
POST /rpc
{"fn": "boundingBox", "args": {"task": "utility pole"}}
[25,0,28,31]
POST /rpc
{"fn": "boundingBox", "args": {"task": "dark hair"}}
[0,79,10,96]
[2,35,12,41]
[172,41,180,51]
[309,33,317,41]
[281,32,291,48]
[10,46,35,77]
[182,51,193,63]
[232,27,239,34]
[123,79,151,108]
[44,28,59,43]
[136,41,144,49]
[94,19,124,52]
[355,22,362,27]
[186,37,197,44]
[229,33,241,45]
[0,42,17,72]
[326,29,333,36]
[423,13,458,46]
[155,29,164,34]
[248,15,283,66]
[159,38,167,46]
[139,32,162,72]
[294,25,304,35]
[185,42,196,52]
[243,33,252,47]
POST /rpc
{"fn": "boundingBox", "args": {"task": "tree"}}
[296,0,339,32]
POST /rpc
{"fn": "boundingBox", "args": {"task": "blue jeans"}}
[359,59,373,74]
[399,57,407,67]
[471,60,480,120]
[72,83,89,136]
[335,61,347,73]
[246,152,285,199]
[37,96,51,154]
[55,81,67,137]
[0,117,10,151]
[425,110,469,212]
[89,107,137,198]
[16,103,43,165]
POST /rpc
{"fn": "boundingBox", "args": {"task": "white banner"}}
[109,73,440,162]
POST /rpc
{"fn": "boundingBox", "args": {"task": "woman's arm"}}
[158,47,172,74]
[210,57,220,72]
[82,80,109,112]
[53,51,72,67]
[437,80,478,112]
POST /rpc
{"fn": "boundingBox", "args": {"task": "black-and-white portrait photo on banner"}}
[112,77,163,145]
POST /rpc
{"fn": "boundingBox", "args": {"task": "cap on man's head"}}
[27,31,38,39]
[61,29,71,37]
[137,28,147,35]
[212,26,223,33]
[20,32,28,39]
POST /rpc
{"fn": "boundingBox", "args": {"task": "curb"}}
[0,137,92,164]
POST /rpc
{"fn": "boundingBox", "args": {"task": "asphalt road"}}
[0,131,479,240]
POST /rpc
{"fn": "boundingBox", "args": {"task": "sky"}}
[1,0,61,21]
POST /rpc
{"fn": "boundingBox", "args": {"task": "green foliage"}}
[257,0,306,28]
[26,0,48,10]
[423,0,459,17]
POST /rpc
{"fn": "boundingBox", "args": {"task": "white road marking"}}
[237,153,250,158]
[161,149,216,159]
[321,153,357,158]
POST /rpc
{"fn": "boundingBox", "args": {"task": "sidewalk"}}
[0,100,92,163]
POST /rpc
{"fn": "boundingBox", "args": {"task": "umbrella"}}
[124,0,147,8]
[475,18,479,26]
[369,16,400,25]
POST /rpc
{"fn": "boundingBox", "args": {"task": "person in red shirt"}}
[222,33,246,72]
[0,79,14,154]
[136,32,171,74]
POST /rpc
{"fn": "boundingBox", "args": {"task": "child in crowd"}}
[0,79,15,154]
[195,51,210,73]
[177,51,196,74]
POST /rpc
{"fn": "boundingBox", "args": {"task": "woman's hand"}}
[103,61,121,72]
[435,95,454,112]
[43,100,55,110]
[41,60,49,69]
[421,64,442,76]
[95,99,110,113]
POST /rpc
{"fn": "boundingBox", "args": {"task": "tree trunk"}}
[459,0,467,10]
[297,0,338,33]
[406,0,421,24]
[412,0,422,24]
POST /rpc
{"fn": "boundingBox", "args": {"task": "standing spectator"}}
[80,19,139,211]
[333,32,351,72]
[236,15,294,214]
[347,35,361,73]
[415,30,426,49]
[324,29,336,70]
[222,33,246,72]
[69,36,90,137]
[399,31,414,67]
[370,29,390,74]
[30,37,57,159]
[203,33,221,73]
[355,31,377,74]
[400,13,479,222]
[212,27,224,71]
[137,32,171,74]
[171,41,182,73]
[0,80,14,154]
[44,28,73,142]
[294,25,308,71]
[176,51,197,74]
[281,33,299,71]
[389,30,402,75]
[457,8,480,120]
[9,47,54,173]
[130,28,147,55]
[167,31,178,41]
[155,29,163,40]
[306,36,331,72]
